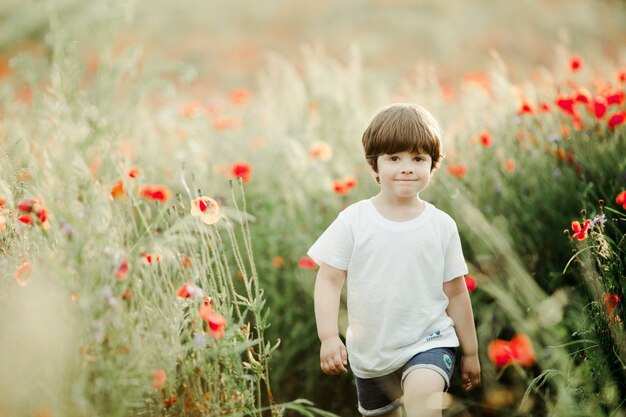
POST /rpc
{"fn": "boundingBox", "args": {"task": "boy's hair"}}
[362,103,444,175]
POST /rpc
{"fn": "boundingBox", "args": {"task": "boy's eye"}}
[390,156,400,161]
[414,156,424,162]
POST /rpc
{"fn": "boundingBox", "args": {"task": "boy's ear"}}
[367,164,380,183]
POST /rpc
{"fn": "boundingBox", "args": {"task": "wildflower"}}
[332,176,357,195]
[569,55,582,72]
[309,141,333,161]
[604,89,625,106]
[518,101,534,115]
[190,196,221,225]
[619,70,626,83]
[509,333,536,367]
[503,159,516,172]
[127,167,139,178]
[103,287,118,308]
[479,132,493,147]
[298,256,317,270]
[604,293,620,315]
[539,102,551,112]
[570,220,590,240]
[111,180,125,199]
[116,260,129,281]
[574,88,591,104]
[607,111,626,129]
[555,96,576,116]
[18,199,36,213]
[14,262,32,286]
[151,370,167,388]
[446,164,468,178]
[198,298,227,339]
[616,191,626,209]
[589,214,607,229]
[232,162,252,183]
[488,333,535,368]
[18,215,32,224]
[487,339,512,367]
[230,88,251,105]
[194,332,207,349]
[138,184,171,203]
[0,197,5,207]
[590,97,608,119]
[272,256,285,268]
[176,282,204,299]
[0,214,6,231]
[464,275,477,293]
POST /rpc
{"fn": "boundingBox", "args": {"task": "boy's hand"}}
[461,353,481,391]
[320,336,348,375]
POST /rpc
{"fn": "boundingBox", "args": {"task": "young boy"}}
[308,104,480,417]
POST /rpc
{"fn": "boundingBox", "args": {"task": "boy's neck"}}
[371,193,425,222]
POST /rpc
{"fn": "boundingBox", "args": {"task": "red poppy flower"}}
[0,198,5,207]
[487,339,513,367]
[190,196,221,224]
[18,199,36,213]
[176,282,204,299]
[298,256,317,270]
[333,179,349,195]
[464,275,477,292]
[503,159,516,172]
[571,220,590,240]
[232,162,252,183]
[619,71,626,84]
[616,191,626,209]
[555,96,577,116]
[309,141,333,161]
[138,184,171,203]
[509,333,536,367]
[180,254,193,269]
[213,117,240,130]
[480,132,493,147]
[488,333,535,368]
[569,56,582,72]
[116,260,129,281]
[518,101,534,115]
[198,298,227,339]
[111,180,125,199]
[539,102,551,112]
[604,90,625,106]
[608,111,626,129]
[18,215,32,224]
[151,370,167,388]
[127,167,139,178]
[230,88,251,105]
[574,88,591,104]
[604,293,620,315]
[446,164,468,178]
[590,97,607,119]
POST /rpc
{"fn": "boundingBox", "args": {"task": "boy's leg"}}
[402,368,445,417]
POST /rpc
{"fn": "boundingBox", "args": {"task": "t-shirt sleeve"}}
[307,214,353,271]
[443,220,468,282]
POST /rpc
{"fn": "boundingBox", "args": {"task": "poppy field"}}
[1,1,626,417]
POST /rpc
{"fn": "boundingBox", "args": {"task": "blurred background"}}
[1,1,626,417]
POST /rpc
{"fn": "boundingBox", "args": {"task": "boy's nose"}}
[401,167,414,174]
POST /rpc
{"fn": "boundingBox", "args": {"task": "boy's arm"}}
[314,262,348,375]
[443,276,481,390]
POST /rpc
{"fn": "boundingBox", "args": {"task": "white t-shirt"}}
[307,198,468,378]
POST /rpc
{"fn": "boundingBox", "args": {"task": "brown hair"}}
[362,103,444,176]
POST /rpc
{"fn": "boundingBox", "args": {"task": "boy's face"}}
[374,151,432,199]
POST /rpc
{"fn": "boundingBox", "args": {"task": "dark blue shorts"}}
[354,347,457,416]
